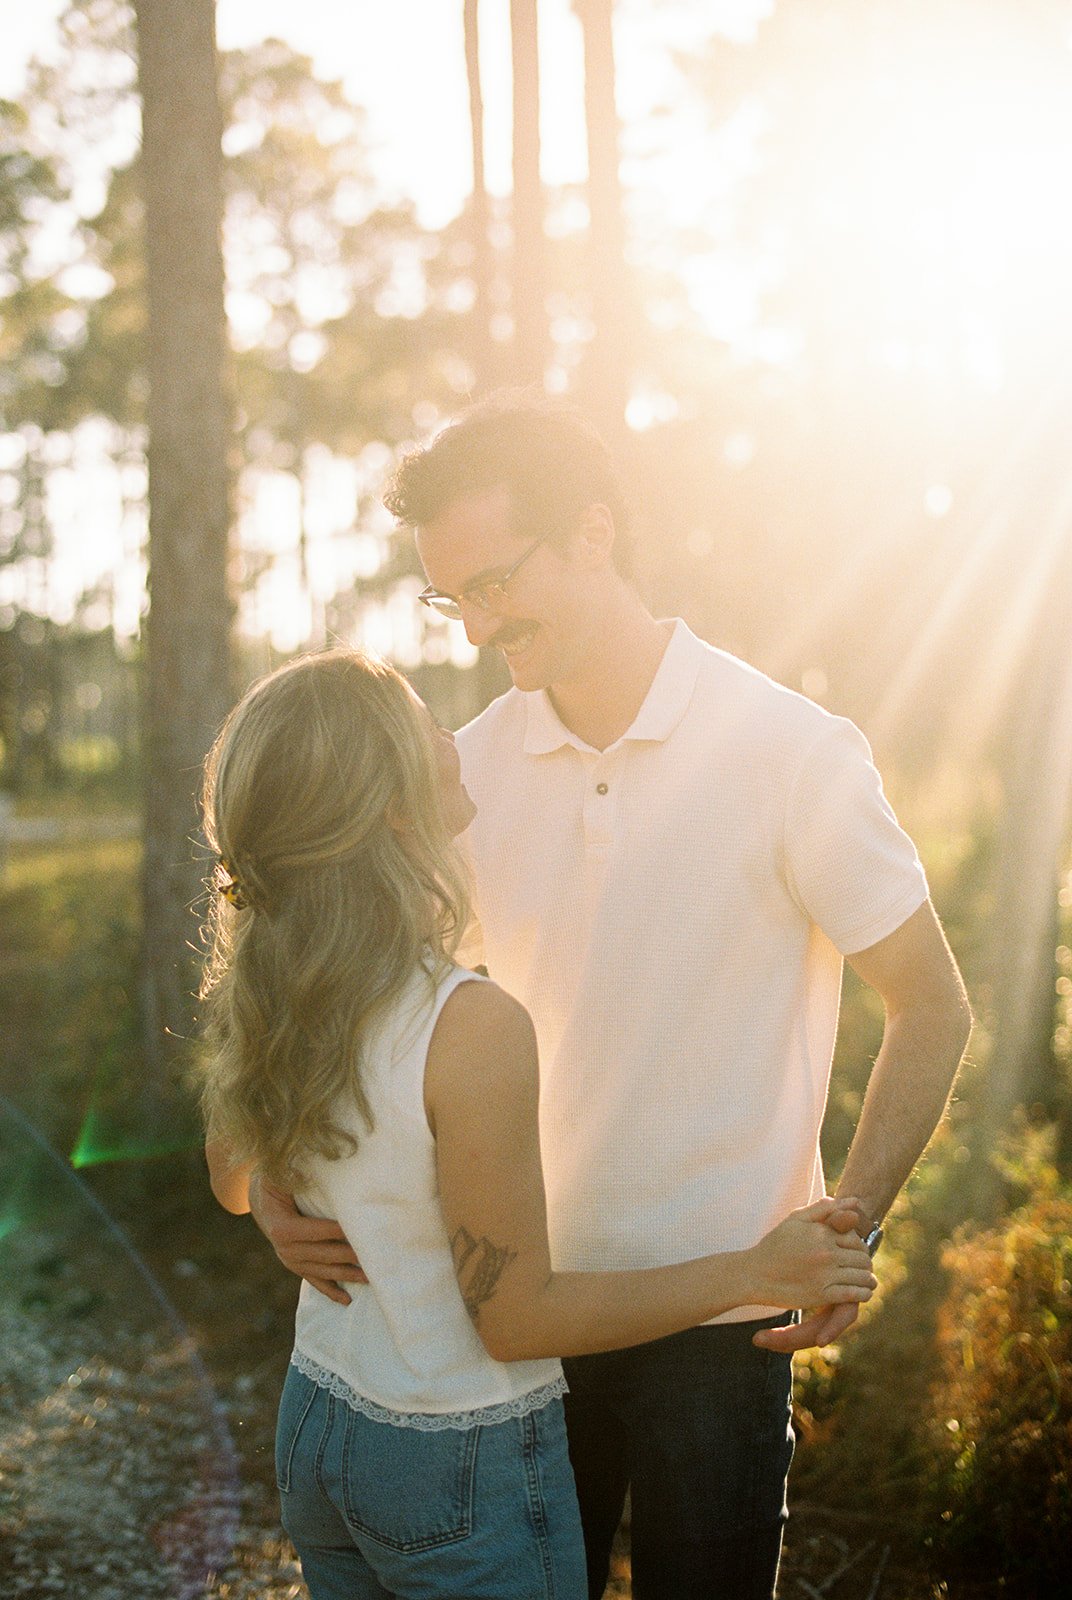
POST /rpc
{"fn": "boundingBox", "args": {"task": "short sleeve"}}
[784,718,928,956]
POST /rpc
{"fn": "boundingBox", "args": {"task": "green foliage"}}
[56,733,123,779]
[1,833,142,1147]
[3,4,470,446]
[2,823,203,1159]
[0,101,74,433]
[1,0,485,663]
[0,620,141,798]
[925,1153,1072,1584]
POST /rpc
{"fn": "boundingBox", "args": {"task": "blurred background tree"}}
[133,0,232,1074]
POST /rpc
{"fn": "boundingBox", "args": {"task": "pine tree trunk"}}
[576,0,631,444]
[510,0,547,385]
[464,0,496,393]
[465,0,508,709]
[134,0,233,1079]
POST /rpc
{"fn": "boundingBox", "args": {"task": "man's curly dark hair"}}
[384,389,632,574]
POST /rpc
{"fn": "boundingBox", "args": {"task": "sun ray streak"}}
[953,470,1072,765]
[871,375,1072,744]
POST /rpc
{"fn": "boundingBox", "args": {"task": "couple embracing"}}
[201,392,971,1600]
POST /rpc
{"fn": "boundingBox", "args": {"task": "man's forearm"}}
[757,903,972,1356]
[836,991,972,1226]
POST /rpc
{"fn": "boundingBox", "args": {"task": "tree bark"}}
[464,0,496,393]
[575,0,631,445]
[133,0,233,1076]
[510,0,548,385]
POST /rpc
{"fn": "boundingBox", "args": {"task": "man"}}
[253,393,971,1599]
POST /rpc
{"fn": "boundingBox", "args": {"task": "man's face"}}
[415,486,598,693]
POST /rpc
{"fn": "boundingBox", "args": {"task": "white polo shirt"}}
[456,620,928,1321]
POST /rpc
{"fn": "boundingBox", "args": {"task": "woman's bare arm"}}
[204,1137,254,1215]
[426,981,876,1362]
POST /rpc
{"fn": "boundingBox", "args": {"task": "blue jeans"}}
[276,1365,587,1599]
[561,1315,796,1600]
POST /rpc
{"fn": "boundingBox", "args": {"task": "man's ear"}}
[575,503,616,569]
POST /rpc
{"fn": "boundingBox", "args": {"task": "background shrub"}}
[926,1168,1071,1584]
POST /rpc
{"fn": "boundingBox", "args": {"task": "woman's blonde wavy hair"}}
[198,648,470,1190]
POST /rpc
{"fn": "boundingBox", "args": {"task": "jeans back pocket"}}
[340,1409,480,1554]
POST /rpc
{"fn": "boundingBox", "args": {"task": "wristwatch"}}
[861,1223,884,1257]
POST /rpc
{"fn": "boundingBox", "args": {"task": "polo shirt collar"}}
[522,618,703,755]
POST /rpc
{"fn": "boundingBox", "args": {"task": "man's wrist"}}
[836,1192,883,1235]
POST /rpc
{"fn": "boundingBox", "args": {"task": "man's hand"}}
[249,1174,366,1306]
[752,1201,868,1353]
[753,1300,860,1353]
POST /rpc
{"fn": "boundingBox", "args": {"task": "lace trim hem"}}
[290,1350,567,1432]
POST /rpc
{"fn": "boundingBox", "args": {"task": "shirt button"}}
[596,782,609,795]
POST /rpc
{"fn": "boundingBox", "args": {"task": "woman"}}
[199,648,876,1600]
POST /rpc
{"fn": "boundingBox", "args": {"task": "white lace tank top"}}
[290,962,565,1430]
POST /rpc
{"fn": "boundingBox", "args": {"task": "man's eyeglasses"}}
[418,538,545,621]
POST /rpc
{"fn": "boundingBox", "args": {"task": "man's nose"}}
[460,601,501,647]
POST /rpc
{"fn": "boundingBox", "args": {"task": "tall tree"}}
[464,0,495,392]
[509,0,547,384]
[133,0,232,1071]
[575,0,631,445]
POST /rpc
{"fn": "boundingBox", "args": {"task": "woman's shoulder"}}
[424,973,537,1119]
[435,971,534,1049]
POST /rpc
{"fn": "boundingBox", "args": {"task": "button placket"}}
[583,759,617,847]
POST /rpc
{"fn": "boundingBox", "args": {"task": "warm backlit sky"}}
[5,2,1071,652]
[3,1,774,647]
[6,0,769,224]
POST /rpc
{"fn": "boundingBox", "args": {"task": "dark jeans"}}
[561,1315,795,1600]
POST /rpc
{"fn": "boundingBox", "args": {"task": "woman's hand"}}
[749,1197,876,1310]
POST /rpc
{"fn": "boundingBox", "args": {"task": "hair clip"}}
[216,856,249,911]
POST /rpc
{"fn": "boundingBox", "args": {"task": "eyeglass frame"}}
[417,536,546,621]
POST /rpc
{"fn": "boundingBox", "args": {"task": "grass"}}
[1,835,141,1150]
[3,812,1062,1599]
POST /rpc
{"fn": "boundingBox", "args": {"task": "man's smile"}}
[494,621,541,659]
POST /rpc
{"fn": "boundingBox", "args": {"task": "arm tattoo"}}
[450,1226,517,1323]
